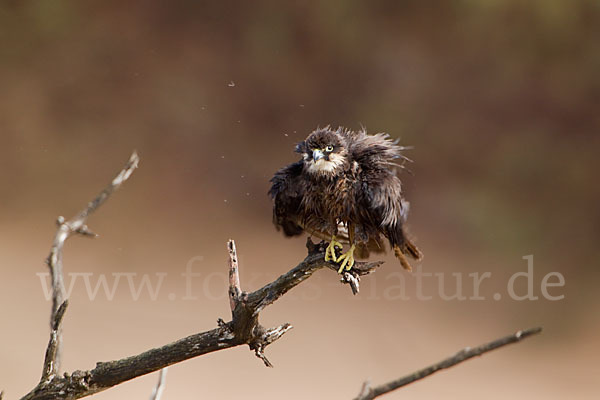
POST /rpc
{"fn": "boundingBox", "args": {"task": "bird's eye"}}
[325,145,334,152]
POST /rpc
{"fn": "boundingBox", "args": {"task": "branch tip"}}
[358,381,372,398]
[227,239,242,312]
[342,272,361,294]
[75,225,98,238]
[110,150,140,188]
[254,346,274,368]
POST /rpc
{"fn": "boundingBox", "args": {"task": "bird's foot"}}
[337,244,356,273]
[325,237,343,262]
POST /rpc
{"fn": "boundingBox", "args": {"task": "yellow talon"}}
[325,236,343,262]
[337,244,356,273]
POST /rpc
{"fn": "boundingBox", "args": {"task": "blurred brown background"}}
[1,1,599,399]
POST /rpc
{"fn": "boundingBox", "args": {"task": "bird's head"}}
[295,127,348,177]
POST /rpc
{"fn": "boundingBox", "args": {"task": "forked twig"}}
[42,151,139,375]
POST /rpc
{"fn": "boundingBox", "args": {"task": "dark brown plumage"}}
[269,126,422,271]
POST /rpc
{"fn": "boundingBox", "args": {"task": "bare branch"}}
[148,368,168,400]
[43,151,139,374]
[21,241,382,400]
[245,239,380,316]
[354,327,543,400]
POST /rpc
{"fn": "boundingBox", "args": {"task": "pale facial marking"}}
[306,152,345,175]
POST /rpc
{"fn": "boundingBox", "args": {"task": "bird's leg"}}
[337,223,356,273]
[325,234,343,262]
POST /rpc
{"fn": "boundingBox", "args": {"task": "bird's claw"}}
[325,237,343,262]
[337,244,356,273]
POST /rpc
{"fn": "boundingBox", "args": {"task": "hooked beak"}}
[313,149,325,162]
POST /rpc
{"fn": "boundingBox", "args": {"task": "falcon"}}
[269,126,422,272]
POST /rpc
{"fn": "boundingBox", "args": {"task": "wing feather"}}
[350,132,422,268]
[343,128,410,171]
[268,161,305,236]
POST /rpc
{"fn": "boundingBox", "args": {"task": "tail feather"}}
[392,237,422,271]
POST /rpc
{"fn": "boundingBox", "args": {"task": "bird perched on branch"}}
[269,126,422,272]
